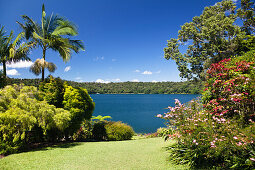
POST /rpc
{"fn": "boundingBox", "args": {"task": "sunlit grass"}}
[0,137,188,170]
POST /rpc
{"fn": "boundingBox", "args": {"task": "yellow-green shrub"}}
[0,85,71,155]
[105,121,134,141]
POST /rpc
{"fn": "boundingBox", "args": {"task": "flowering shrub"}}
[158,55,255,169]
[203,57,255,124]
[158,98,255,169]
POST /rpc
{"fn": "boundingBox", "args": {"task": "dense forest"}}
[6,78,203,94]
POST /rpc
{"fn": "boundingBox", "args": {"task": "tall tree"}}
[237,0,255,35]
[0,26,32,79]
[164,0,245,80]
[17,4,85,81]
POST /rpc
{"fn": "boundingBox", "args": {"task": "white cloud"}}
[142,70,152,75]
[93,56,104,61]
[152,80,158,83]
[112,78,121,82]
[7,69,20,76]
[64,66,71,72]
[134,69,140,73]
[131,79,139,82]
[95,79,110,83]
[155,70,161,74]
[75,77,82,80]
[6,60,33,68]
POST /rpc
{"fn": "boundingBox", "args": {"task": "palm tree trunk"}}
[2,59,6,79]
[41,47,46,82]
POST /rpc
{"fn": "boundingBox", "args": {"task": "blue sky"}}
[0,0,226,82]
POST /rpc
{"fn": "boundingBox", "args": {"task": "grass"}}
[0,137,188,170]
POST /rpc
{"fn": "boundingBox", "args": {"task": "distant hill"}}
[6,78,203,94]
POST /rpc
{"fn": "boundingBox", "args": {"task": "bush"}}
[92,121,108,141]
[158,54,255,169]
[63,84,95,138]
[39,76,64,108]
[0,85,71,155]
[72,120,93,141]
[156,127,174,138]
[105,121,134,141]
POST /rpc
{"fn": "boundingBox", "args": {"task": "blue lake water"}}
[90,94,199,133]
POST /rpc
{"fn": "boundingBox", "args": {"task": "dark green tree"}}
[237,0,255,35]
[164,0,245,80]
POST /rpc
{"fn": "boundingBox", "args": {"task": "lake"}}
[90,94,199,133]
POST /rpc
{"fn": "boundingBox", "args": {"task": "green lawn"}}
[0,137,188,170]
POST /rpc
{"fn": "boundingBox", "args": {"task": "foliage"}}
[66,80,203,94]
[158,98,255,169]
[156,127,174,139]
[30,58,57,77]
[6,78,203,94]
[72,120,93,141]
[17,4,84,81]
[0,26,33,79]
[105,121,134,141]
[73,116,134,141]
[39,76,64,108]
[164,0,246,79]
[202,55,255,125]
[92,115,112,122]
[0,85,71,155]
[63,84,95,137]
[237,0,255,35]
[92,121,108,141]
[158,54,255,169]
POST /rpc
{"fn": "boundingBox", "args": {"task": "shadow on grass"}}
[21,141,82,153]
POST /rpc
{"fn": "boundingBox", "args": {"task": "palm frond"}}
[30,58,57,76]
[46,62,57,72]
[30,59,42,75]
[21,15,40,34]
[12,32,25,47]
[52,19,78,36]
[69,39,85,52]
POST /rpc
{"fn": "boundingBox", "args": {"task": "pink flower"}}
[193,139,196,143]
[236,142,242,146]
[233,136,238,140]
[156,114,162,118]
[250,158,255,161]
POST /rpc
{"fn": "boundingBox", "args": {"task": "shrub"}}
[39,76,64,108]
[63,84,95,137]
[158,54,255,169]
[203,56,255,125]
[105,121,134,141]
[0,85,71,155]
[72,120,93,141]
[92,121,108,141]
[156,127,174,139]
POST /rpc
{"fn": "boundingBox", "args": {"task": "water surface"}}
[90,94,199,133]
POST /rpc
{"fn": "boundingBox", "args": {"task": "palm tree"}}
[17,4,85,81]
[0,25,32,79]
[30,58,56,76]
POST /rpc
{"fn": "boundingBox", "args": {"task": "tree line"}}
[6,78,203,94]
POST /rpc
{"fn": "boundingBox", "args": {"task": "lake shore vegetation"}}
[159,0,255,169]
